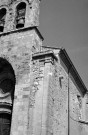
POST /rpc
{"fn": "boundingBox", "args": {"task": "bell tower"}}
[0,0,41,32]
[0,0,43,135]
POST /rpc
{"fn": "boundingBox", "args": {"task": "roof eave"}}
[59,48,87,96]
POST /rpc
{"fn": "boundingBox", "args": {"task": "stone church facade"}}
[0,0,88,135]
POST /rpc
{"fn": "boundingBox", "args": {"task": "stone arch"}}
[15,1,26,29]
[0,57,16,103]
[0,57,16,135]
[0,8,7,32]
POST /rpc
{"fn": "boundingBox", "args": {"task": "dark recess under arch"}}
[0,113,11,135]
[16,2,26,29]
[0,58,16,135]
[0,8,6,32]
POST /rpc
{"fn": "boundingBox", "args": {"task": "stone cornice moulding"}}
[0,26,44,41]
[32,50,58,64]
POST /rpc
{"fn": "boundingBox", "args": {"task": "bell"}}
[16,18,25,29]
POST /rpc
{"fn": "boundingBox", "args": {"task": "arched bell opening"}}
[16,2,26,29]
[0,8,6,32]
[0,112,11,135]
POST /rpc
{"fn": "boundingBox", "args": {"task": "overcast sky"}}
[39,0,88,89]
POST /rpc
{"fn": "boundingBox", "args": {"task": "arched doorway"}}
[0,58,16,135]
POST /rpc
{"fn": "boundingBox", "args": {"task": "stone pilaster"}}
[28,51,56,135]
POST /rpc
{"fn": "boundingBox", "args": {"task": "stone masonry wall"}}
[69,77,82,135]
[28,55,53,135]
[28,59,45,135]
[47,54,86,135]
[0,30,41,81]
[47,61,68,135]
[28,50,88,135]
[0,29,42,135]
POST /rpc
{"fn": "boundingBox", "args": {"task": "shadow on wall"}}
[0,57,16,135]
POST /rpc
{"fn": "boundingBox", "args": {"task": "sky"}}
[39,0,88,89]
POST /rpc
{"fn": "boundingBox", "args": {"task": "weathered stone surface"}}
[0,0,88,135]
[0,0,40,32]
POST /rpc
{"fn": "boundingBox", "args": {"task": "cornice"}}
[32,50,58,64]
[0,26,44,41]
